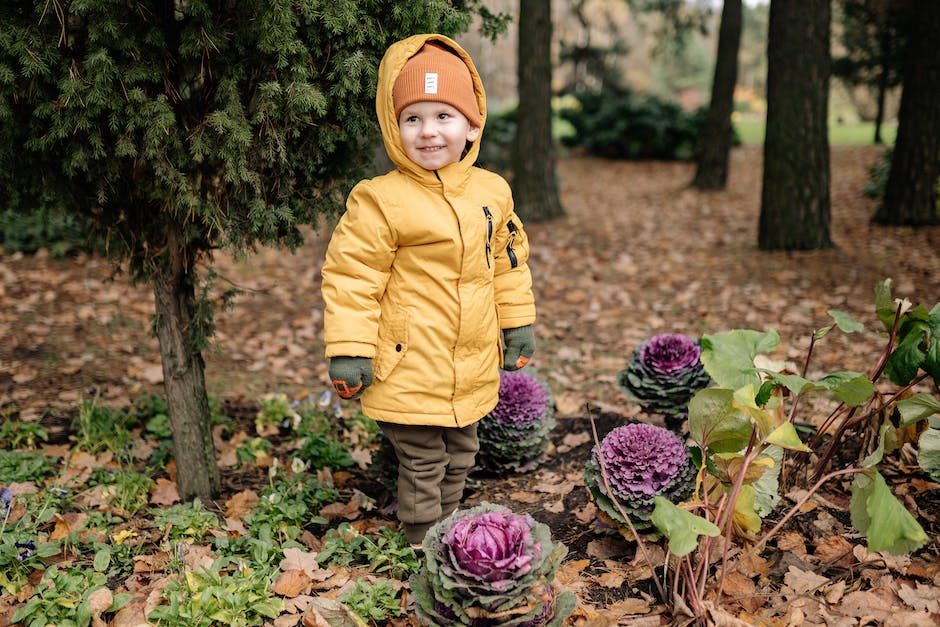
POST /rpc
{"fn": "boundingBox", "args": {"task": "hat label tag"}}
[424,72,438,94]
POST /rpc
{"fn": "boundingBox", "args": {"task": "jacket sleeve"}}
[321,181,397,358]
[491,194,536,330]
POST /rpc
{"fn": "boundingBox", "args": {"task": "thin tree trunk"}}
[873,0,940,225]
[873,25,891,145]
[152,230,219,500]
[692,0,742,190]
[758,0,832,250]
[511,0,564,221]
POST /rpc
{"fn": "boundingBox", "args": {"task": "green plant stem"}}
[586,404,669,608]
[787,331,819,425]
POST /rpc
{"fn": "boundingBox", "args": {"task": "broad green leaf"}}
[732,484,762,533]
[918,429,940,482]
[688,388,754,453]
[765,422,811,452]
[650,496,719,557]
[853,471,928,554]
[828,310,864,333]
[897,393,940,426]
[700,330,780,391]
[874,279,896,330]
[738,405,778,440]
[752,446,783,517]
[759,371,813,397]
[860,423,891,468]
[815,372,876,407]
[93,547,111,572]
[885,323,928,386]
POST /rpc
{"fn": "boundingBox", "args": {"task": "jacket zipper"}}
[483,206,493,269]
[506,219,519,268]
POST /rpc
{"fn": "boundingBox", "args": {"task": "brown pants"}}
[378,421,479,545]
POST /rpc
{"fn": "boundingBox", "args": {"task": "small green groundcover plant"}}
[477,370,556,473]
[410,502,576,627]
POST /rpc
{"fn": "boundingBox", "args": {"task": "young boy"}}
[321,34,537,545]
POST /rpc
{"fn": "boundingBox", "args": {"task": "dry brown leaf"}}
[722,571,763,613]
[593,571,625,588]
[782,565,829,595]
[87,587,113,613]
[50,512,89,541]
[274,569,311,597]
[224,489,259,520]
[508,491,540,503]
[133,551,172,574]
[149,478,180,506]
[318,500,360,521]
[812,535,854,568]
[776,529,806,555]
[111,600,150,627]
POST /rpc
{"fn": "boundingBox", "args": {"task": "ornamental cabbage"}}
[584,423,695,533]
[477,371,555,473]
[410,503,576,626]
[618,333,711,429]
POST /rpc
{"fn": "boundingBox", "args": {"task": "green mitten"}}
[502,325,535,370]
[329,357,373,399]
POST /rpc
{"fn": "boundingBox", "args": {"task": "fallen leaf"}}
[508,490,540,503]
[722,571,763,613]
[149,478,180,506]
[224,489,259,520]
[782,566,829,595]
[274,569,311,597]
[812,535,854,568]
[88,587,113,613]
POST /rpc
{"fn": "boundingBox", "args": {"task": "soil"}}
[2,145,940,625]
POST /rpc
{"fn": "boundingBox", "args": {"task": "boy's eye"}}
[405,115,418,123]
[437,113,450,120]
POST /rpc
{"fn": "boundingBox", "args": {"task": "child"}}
[321,34,537,545]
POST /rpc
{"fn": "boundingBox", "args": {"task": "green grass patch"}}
[733,116,897,146]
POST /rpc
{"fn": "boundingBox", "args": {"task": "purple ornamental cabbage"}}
[477,371,555,473]
[618,333,711,428]
[409,503,575,626]
[584,423,695,533]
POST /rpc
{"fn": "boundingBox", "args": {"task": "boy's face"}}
[398,101,480,171]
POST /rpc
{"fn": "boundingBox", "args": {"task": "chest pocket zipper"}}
[483,206,493,269]
[506,219,519,268]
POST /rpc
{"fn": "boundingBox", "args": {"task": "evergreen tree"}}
[0,1,484,500]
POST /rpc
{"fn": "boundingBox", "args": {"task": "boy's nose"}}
[420,123,438,137]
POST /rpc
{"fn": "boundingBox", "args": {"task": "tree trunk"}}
[873,1,940,225]
[511,0,565,222]
[758,0,832,250]
[692,0,742,190]
[152,230,219,501]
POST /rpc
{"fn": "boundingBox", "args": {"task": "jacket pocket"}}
[373,308,410,381]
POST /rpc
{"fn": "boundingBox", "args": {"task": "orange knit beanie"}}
[393,43,481,127]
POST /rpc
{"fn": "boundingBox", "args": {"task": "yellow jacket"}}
[321,34,536,427]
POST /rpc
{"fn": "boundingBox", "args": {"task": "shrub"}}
[559,86,705,160]
[584,423,695,533]
[410,502,575,626]
[477,371,555,472]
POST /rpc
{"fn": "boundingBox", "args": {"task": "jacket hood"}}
[376,34,486,182]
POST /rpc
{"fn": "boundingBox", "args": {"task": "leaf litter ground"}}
[1,145,939,625]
